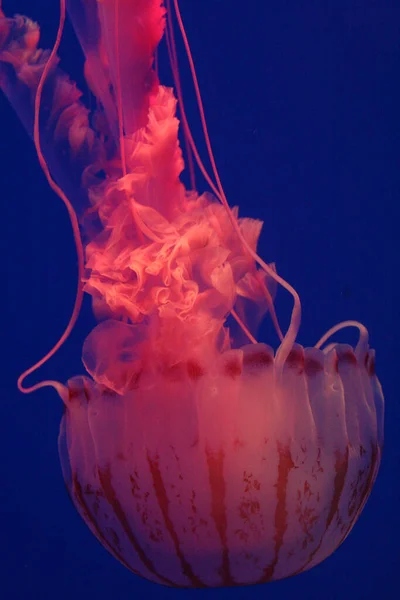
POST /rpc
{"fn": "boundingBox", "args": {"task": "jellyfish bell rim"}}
[63,313,376,404]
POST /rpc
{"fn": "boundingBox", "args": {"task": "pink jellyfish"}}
[0,0,384,588]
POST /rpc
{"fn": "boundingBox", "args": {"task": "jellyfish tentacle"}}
[165,0,196,191]
[17,0,82,402]
[315,320,369,358]
[230,308,258,344]
[112,0,144,244]
[0,8,100,218]
[170,0,300,365]
[113,0,127,178]
[165,3,283,345]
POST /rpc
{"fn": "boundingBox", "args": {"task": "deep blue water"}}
[1,1,398,599]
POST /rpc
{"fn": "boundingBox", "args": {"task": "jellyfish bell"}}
[61,324,383,587]
[0,0,384,588]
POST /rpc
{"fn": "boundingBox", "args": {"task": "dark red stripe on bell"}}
[147,452,206,588]
[367,353,376,376]
[337,347,357,366]
[304,356,324,376]
[338,441,380,546]
[206,447,235,586]
[72,472,135,575]
[67,379,91,403]
[187,360,205,381]
[286,347,305,374]
[295,445,350,575]
[259,442,295,582]
[97,464,176,587]
[224,358,242,379]
[243,350,273,370]
[326,447,350,529]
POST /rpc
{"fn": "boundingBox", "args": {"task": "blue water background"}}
[0,1,398,599]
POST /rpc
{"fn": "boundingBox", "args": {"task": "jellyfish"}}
[0,0,384,588]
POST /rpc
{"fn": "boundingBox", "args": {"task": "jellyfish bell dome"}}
[59,312,383,586]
